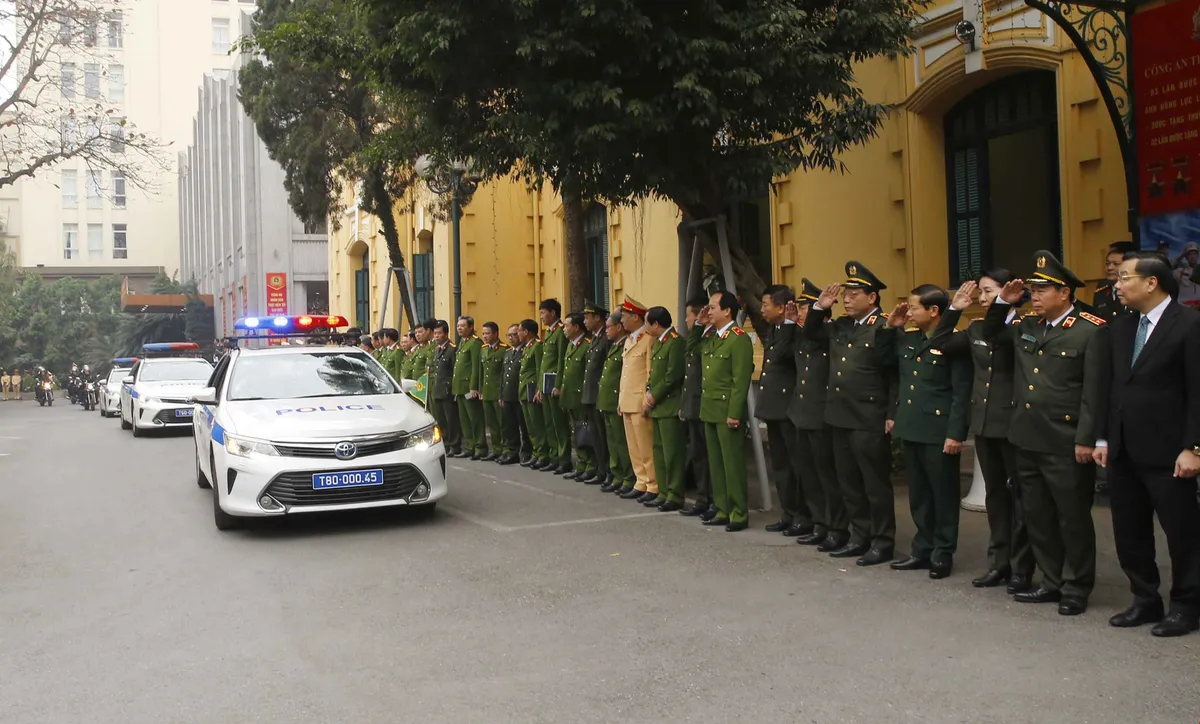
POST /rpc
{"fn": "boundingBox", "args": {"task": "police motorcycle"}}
[67,363,81,404]
[35,368,55,407]
[79,364,98,411]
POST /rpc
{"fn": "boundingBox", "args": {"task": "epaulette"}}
[1022,311,1039,318]
[866,315,879,325]
[1063,316,1076,329]
[668,330,679,339]
[1079,312,1106,326]
[732,327,746,336]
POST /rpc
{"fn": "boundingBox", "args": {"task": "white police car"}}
[119,344,215,437]
[99,358,137,418]
[192,315,446,530]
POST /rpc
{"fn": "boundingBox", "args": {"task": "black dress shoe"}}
[636,491,659,503]
[1006,574,1033,595]
[520,458,535,467]
[1109,602,1165,628]
[582,474,604,485]
[765,520,790,533]
[1058,596,1087,616]
[1014,587,1062,604]
[679,502,708,517]
[483,453,498,462]
[643,496,665,507]
[599,481,619,493]
[817,533,849,553]
[971,569,1010,588]
[469,454,482,461]
[783,523,814,538]
[659,501,682,513]
[703,516,730,527]
[528,459,545,469]
[928,559,953,580]
[795,531,827,546]
[1151,612,1200,638]
[856,548,893,567]
[725,521,748,532]
[615,486,636,497]
[498,455,517,466]
[700,507,719,522]
[557,467,575,477]
[829,542,870,559]
[619,487,645,499]
[889,555,931,571]
[570,470,588,481]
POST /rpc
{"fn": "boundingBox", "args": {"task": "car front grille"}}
[274,437,405,459]
[153,409,193,424]
[159,397,191,404]
[263,464,427,507]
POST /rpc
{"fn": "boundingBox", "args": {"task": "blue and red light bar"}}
[111,357,139,366]
[233,315,348,332]
[142,342,201,355]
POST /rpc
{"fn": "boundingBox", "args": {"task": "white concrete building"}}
[178,67,328,338]
[10,0,256,287]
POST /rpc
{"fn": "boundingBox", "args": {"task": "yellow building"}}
[329,0,1129,325]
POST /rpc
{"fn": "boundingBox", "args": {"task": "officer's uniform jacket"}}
[431,341,457,400]
[619,326,653,414]
[501,343,523,403]
[981,302,1110,454]
[931,307,1020,439]
[480,341,507,402]
[891,327,972,445]
[1091,281,1131,321]
[540,320,567,391]
[804,306,899,432]
[597,336,626,414]
[452,335,482,395]
[581,333,610,407]
[560,334,591,411]
[519,339,543,403]
[413,342,434,379]
[755,321,798,421]
[689,320,754,424]
[647,328,685,419]
[680,326,710,422]
[787,322,832,431]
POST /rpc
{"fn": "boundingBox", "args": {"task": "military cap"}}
[1027,249,1084,289]
[842,261,886,291]
[797,278,821,303]
[621,295,647,317]
[582,300,608,316]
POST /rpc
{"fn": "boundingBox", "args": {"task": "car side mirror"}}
[191,387,219,405]
[122,376,134,385]
[400,379,418,394]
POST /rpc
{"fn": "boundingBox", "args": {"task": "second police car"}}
[98,358,137,418]
[119,344,215,437]
[192,315,447,530]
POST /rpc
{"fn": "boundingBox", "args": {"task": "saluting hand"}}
[817,283,842,310]
[999,279,1026,304]
[951,281,977,311]
[887,302,909,328]
[784,300,799,322]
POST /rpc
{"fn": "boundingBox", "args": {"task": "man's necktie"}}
[1131,316,1150,367]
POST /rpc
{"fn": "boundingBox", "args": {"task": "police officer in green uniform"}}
[538,299,571,474]
[479,321,507,461]
[932,271,1036,593]
[559,312,594,481]
[399,331,419,380]
[690,291,754,531]
[805,261,899,566]
[886,285,972,580]
[788,279,844,548]
[679,298,714,519]
[598,312,636,493]
[644,306,687,511]
[755,284,809,535]
[518,319,550,469]
[453,316,485,459]
[499,323,528,465]
[580,302,611,485]
[982,250,1110,616]
[429,319,464,456]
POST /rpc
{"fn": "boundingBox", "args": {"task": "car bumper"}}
[216,442,448,517]
[102,390,121,413]
[133,399,196,428]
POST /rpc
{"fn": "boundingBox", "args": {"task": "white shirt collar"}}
[1143,296,1171,327]
[855,308,881,325]
[717,320,737,335]
[1048,305,1075,329]
[629,325,646,341]
[657,328,671,342]
[570,333,586,345]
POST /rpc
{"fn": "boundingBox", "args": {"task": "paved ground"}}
[0,399,1197,724]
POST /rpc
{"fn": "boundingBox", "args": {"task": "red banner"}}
[266,272,288,315]
[1133,0,1200,217]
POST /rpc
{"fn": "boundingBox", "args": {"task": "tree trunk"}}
[679,203,769,330]
[364,167,417,331]
[561,180,588,313]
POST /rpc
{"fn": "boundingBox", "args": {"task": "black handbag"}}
[574,418,595,450]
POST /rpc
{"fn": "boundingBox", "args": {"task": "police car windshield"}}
[227,351,396,401]
[107,368,129,383]
[139,360,214,382]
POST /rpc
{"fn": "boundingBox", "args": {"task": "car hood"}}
[137,380,209,396]
[222,394,433,440]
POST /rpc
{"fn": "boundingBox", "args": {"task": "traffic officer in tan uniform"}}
[618,297,658,499]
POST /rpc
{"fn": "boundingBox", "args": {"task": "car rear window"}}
[226,351,397,401]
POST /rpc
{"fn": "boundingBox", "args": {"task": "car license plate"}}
[312,469,385,490]
[175,409,193,418]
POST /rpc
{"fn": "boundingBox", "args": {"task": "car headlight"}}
[140,396,160,405]
[224,434,279,458]
[404,424,442,451]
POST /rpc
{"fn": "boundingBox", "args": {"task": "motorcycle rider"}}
[80,364,96,410]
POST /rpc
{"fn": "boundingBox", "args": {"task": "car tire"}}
[120,405,131,430]
[131,418,143,437]
[195,441,211,490]
[211,451,239,530]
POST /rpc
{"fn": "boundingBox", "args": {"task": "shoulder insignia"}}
[1010,317,1022,325]
[1079,312,1106,326]
[732,327,746,336]
[449,342,457,348]
[866,315,878,325]
[1063,316,1076,329]
[668,330,679,339]
[1022,312,1039,319]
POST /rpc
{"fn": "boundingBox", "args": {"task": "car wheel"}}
[131,418,144,437]
[119,404,131,430]
[211,451,239,530]
[195,441,211,490]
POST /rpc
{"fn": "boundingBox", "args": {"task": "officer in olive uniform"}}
[598,313,635,493]
[805,262,899,566]
[429,320,463,456]
[453,317,486,459]
[559,313,594,481]
[538,299,572,474]
[982,250,1109,616]
[788,278,844,548]
[690,291,755,531]
[499,324,528,464]
[887,285,972,579]
[645,306,686,510]
[933,275,1035,593]
[411,322,436,389]
[518,319,549,468]
[755,285,808,535]
[479,322,507,461]
[679,298,714,519]
[580,302,611,485]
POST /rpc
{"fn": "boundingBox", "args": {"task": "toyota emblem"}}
[334,441,358,460]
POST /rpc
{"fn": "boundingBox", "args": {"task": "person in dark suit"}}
[1094,251,1200,637]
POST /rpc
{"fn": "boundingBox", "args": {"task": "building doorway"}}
[583,204,610,306]
[944,70,1062,285]
[412,252,434,324]
[353,252,370,330]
